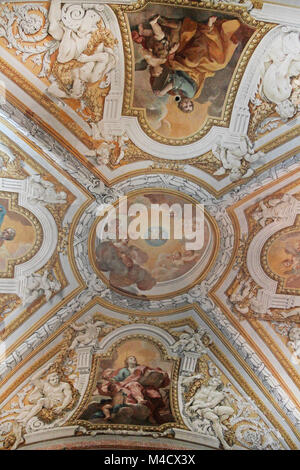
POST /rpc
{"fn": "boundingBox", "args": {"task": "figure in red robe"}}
[96,355,171,424]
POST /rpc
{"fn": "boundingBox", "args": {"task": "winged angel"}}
[47,0,117,102]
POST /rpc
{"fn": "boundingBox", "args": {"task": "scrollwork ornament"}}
[61,4,86,30]
[0,3,58,77]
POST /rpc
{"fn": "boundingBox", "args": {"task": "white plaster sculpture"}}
[261,28,300,120]
[3,364,72,449]
[185,281,214,311]
[213,136,264,181]
[229,278,272,316]
[27,175,67,205]
[15,365,72,425]
[86,131,129,166]
[70,318,106,350]
[280,307,300,319]
[185,376,234,450]
[170,328,209,355]
[47,0,116,100]
[288,326,300,364]
[253,193,298,227]
[86,141,115,166]
[0,143,16,166]
[22,270,61,305]
[0,3,55,78]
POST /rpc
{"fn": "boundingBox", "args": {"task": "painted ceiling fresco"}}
[0,0,299,452]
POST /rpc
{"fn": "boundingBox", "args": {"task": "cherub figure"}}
[213,136,264,181]
[261,29,300,119]
[23,270,61,305]
[70,318,106,350]
[133,14,176,71]
[28,175,66,205]
[288,327,300,364]
[253,194,297,227]
[170,332,192,354]
[171,329,207,354]
[86,131,129,167]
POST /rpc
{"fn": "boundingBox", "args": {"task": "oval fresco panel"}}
[0,196,41,276]
[90,190,218,299]
[266,229,300,292]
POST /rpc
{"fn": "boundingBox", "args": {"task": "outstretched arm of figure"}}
[207,16,218,29]
[185,397,195,408]
[48,0,64,41]
[70,323,86,332]
[154,81,174,97]
[159,16,182,31]
[78,47,115,63]
[30,363,52,384]
[138,24,154,37]
[182,374,202,388]
[149,15,165,41]
[188,398,210,411]
[169,43,179,55]
[41,270,49,284]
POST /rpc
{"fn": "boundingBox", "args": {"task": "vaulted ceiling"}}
[0,0,299,451]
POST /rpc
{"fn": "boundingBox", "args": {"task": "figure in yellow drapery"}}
[138,15,244,113]
[166,16,241,98]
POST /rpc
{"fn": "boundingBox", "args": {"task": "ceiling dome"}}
[0,0,299,452]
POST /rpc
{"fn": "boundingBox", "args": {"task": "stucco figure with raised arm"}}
[47,0,116,100]
[70,318,106,349]
[6,363,73,448]
[185,377,234,450]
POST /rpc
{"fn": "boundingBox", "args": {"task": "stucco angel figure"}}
[85,131,129,166]
[261,29,300,120]
[0,143,16,165]
[47,0,116,100]
[185,377,234,450]
[229,277,255,315]
[213,136,264,182]
[28,175,66,205]
[70,318,106,350]
[253,194,297,227]
[171,328,208,354]
[22,270,61,305]
[7,364,73,449]
[288,327,300,365]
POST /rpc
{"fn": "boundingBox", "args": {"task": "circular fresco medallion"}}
[264,229,300,292]
[0,195,42,277]
[89,190,218,299]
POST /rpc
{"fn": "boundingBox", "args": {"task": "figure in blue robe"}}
[0,205,16,246]
[0,204,6,230]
